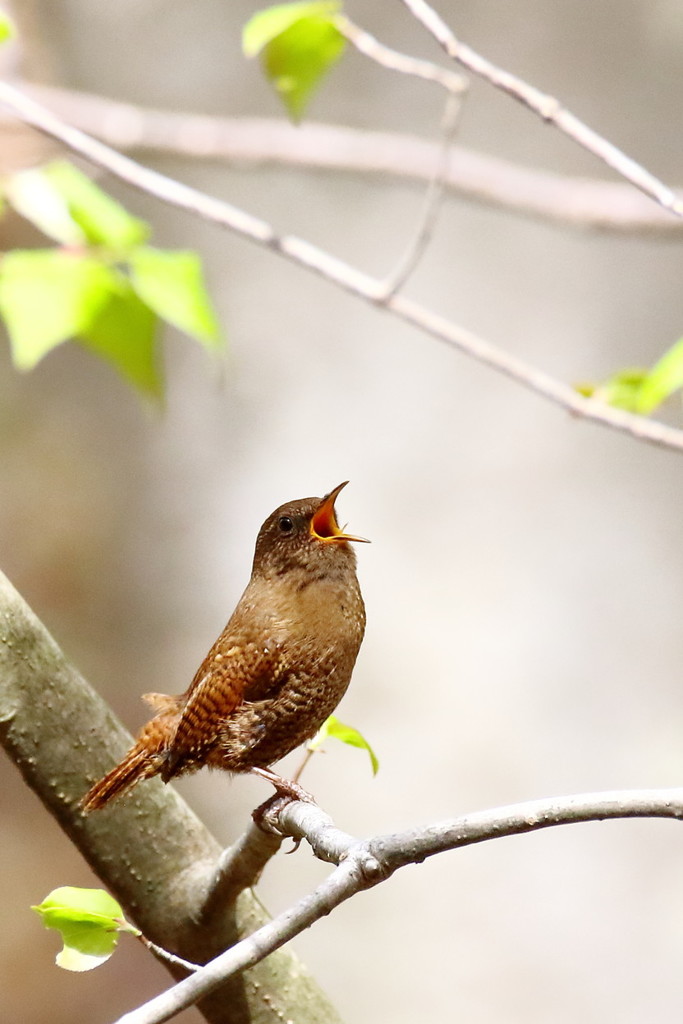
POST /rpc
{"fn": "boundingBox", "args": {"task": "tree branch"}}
[138,937,200,975]
[116,857,368,1024]
[1,81,683,454]
[114,787,683,1024]
[0,570,343,1024]
[335,15,467,294]
[336,15,466,94]
[400,0,683,218]
[13,82,683,236]
[198,823,282,924]
[379,88,462,297]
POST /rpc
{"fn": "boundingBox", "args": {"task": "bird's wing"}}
[160,636,288,778]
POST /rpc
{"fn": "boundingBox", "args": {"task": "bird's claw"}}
[251,785,314,837]
[251,792,293,834]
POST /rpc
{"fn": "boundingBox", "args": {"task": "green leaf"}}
[81,279,163,400]
[43,160,149,249]
[0,249,115,369]
[308,715,379,775]
[636,336,683,414]
[243,2,345,121]
[576,368,648,412]
[32,886,138,973]
[243,1,340,54]
[5,162,148,249]
[0,12,14,44]
[129,246,221,349]
[4,167,87,245]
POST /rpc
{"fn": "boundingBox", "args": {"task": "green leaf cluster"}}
[243,2,346,121]
[0,160,222,399]
[579,337,683,416]
[308,714,379,775]
[32,886,138,972]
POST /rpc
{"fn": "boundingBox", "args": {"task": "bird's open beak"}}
[310,481,370,544]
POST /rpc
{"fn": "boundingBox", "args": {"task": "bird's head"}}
[252,482,369,579]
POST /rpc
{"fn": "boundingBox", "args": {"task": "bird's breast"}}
[244,570,365,651]
[213,570,365,770]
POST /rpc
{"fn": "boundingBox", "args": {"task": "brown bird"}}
[82,482,367,813]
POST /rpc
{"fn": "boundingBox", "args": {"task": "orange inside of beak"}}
[310,482,370,544]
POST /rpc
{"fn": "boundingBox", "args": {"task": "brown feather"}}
[160,639,289,780]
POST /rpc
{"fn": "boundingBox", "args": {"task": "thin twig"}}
[291,746,315,784]
[2,82,683,453]
[400,0,683,217]
[114,787,683,1024]
[338,16,466,295]
[335,15,466,94]
[380,88,461,297]
[138,936,200,974]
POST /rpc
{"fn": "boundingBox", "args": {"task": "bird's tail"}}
[81,692,182,813]
[80,743,159,812]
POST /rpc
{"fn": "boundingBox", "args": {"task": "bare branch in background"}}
[336,15,466,94]
[380,89,463,296]
[400,0,683,217]
[11,83,683,236]
[338,15,467,294]
[2,81,683,454]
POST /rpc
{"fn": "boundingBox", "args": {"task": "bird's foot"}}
[252,794,301,836]
[250,767,315,835]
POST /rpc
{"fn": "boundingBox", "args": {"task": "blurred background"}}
[2,1,683,1021]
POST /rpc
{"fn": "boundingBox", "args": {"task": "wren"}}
[82,482,367,812]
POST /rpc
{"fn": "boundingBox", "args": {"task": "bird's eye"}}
[278,516,294,534]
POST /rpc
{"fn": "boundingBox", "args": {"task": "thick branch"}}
[0,570,342,1024]
[1,82,683,455]
[14,83,683,236]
